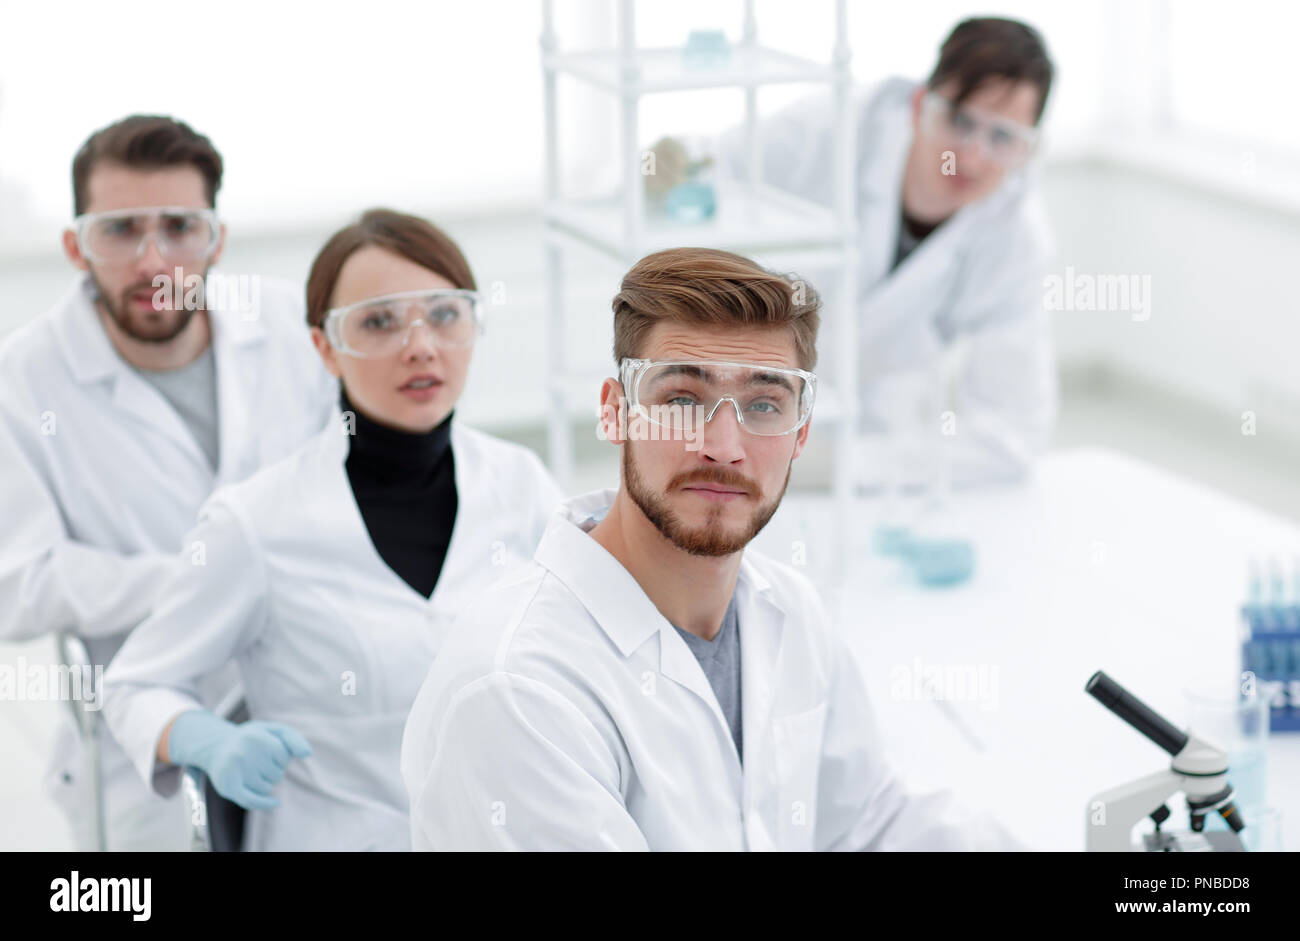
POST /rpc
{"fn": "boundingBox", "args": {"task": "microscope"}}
[1085,670,1247,851]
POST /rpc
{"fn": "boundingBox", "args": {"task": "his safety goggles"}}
[619,358,817,438]
[919,91,1039,168]
[324,288,484,358]
[72,206,221,265]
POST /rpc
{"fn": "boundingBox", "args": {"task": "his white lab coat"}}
[401,490,1023,851]
[102,407,563,851]
[718,78,1057,487]
[0,272,334,850]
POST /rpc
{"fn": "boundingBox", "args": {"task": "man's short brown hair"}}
[612,248,820,371]
[72,115,223,216]
[928,17,1054,124]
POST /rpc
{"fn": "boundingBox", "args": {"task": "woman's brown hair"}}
[305,208,476,328]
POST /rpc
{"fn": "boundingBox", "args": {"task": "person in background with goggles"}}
[401,247,1023,851]
[717,17,1058,489]
[0,115,334,851]
[103,209,562,851]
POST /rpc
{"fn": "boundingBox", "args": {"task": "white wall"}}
[5,1,1300,443]
[1044,156,1300,438]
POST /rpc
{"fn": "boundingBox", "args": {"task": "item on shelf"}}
[663,181,716,223]
[644,136,716,224]
[682,29,730,69]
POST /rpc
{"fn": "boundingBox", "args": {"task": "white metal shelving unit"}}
[541,0,859,559]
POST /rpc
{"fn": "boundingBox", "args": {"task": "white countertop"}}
[756,446,1300,851]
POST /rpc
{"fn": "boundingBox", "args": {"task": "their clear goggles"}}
[324,288,484,358]
[919,91,1039,167]
[619,358,817,437]
[72,206,221,265]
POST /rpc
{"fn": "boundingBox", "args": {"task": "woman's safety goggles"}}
[324,288,484,358]
[72,206,221,265]
[919,92,1039,168]
[619,358,817,438]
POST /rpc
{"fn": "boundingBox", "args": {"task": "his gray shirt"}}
[132,344,220,471]
[671,594,742,762]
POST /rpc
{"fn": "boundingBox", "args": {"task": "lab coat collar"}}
[51,271,267,386]
[534,490,779,656]
[50,275,123,385]
[49,272,273,479]
[537,491,792,812]
[534,489,666,657]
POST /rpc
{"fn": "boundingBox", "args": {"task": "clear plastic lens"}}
[923,94,1035,166]
[333,291,481,356]
[631,361,814,436]
[78,208,218,263]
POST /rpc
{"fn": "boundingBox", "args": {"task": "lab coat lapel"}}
[533,497,746,764]
[52,276,211,473]
[111,370,210,469]
[655,621,739,765]
[735,556,784,850]
[533,499,666,657]
[425,423,476,610]
[319,405,433,607]
[209,292,269,487]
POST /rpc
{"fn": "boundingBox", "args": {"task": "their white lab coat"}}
[401,490,1023,851]
[718,77,1058,487]
[102,406,564,851]
[0,272,334,850]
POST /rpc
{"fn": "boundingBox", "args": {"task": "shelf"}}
[544,179,852,259]
[544,44,834,94]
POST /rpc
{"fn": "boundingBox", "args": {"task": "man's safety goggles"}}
[324,288,484,358]
[72,206,221,265]
[919,92,1039,168]
[619,358,817,438]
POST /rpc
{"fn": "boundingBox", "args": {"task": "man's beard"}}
[90,269,205,344]
[623,444,790,557]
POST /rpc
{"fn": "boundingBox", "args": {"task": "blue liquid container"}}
[663,181,716,224]
[1240,594,1300,732]
[904,538,975,588]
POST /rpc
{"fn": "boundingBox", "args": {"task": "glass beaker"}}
[1240,806,1285,851]
[1182,677,1271,832]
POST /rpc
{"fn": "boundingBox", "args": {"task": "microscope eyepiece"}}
[1086,670,1190,757]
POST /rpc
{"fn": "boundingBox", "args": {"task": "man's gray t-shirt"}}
[671,594,742,762]
[132,345,220,471]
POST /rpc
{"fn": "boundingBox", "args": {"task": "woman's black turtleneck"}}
[341,389,457,599]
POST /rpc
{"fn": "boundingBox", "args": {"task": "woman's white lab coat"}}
[0,273,334,849]
[718,77,1058,487]
[401,490,1023,851]
[102,407,563,851]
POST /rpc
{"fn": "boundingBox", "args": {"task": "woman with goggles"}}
[103,209,563,851]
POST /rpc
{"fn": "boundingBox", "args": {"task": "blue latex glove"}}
[167,710,312,811]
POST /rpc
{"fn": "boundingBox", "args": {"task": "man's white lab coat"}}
[401,490,1023,850]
